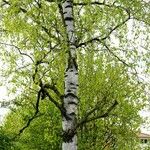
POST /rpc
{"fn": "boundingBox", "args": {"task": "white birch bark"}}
[62,0,78,150]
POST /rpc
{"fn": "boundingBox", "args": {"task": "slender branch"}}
[0,42,34,62]
[43,83,63,100]
[104,43,144,84]
[77,97,107,126]
[38,80,63,112]
[12,89,42,139]
[104,43,130,67]
[43,88,63,112]
[73,1,129,12]
[77,100,118,128]
[77,14,130,48]
[77,5,130,48]
[45,0,57,3]
[87,100,118,122]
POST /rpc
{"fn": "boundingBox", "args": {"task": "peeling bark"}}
[61,0,78,150]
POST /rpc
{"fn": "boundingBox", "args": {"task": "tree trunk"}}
[61,1,78,150]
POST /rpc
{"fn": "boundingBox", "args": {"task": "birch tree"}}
[1,53,145,150]
[0,0,149,150]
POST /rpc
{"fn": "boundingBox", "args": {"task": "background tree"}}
[0,0,149,150]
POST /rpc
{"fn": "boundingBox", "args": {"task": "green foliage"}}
[0,0,149,149]
[2,52,146,149]
[0,127,13,150]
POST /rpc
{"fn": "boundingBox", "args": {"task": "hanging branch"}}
[77,97,107,127]
[44,88,63,110]
[103,43,143,83]
[73,2,105,6]
[73,1,129,13]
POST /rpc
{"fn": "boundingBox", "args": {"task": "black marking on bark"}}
[69,112,76,116]
[68,101,77,105]
[70,82,74,85]
[71,87,76,89]
[66,0,71,3]
[65,5,73,8]
[66,57,73,71]
[60,95,64,99]
[67,89,71,93]
[64,93,78,99]
[75,72,78,75]
[64,17,74,21]
[61,107,72,120]
[70,69,73,72]
[73,58,78,70]
[68,30,74,33]
[62,129,76,143]
[63,11,67,14]
[65,74,68,77]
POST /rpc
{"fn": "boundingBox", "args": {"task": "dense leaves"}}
[0,0,149,149]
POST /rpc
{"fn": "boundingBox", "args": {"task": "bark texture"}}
[62,0,78,150]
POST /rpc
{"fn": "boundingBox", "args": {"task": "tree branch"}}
[77,14,130,48]
[2,0,27,12]
[43,82,63,100]
[77,100,118,128]
[0,42,34,62]
[13,88,42,139]
[38,81,63,113]
[77,5,130,48]
[104,43,130,67]
[43,88,63,112]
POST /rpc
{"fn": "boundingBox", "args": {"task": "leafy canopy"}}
[0,0,149,149]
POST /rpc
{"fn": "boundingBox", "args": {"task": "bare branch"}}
[73,1,130,13]
[87,100,118,122]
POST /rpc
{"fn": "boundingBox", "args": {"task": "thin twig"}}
[77,100,118,128]
[0,42,34,62]
[104,43,130,67]
[77,4,130,48]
